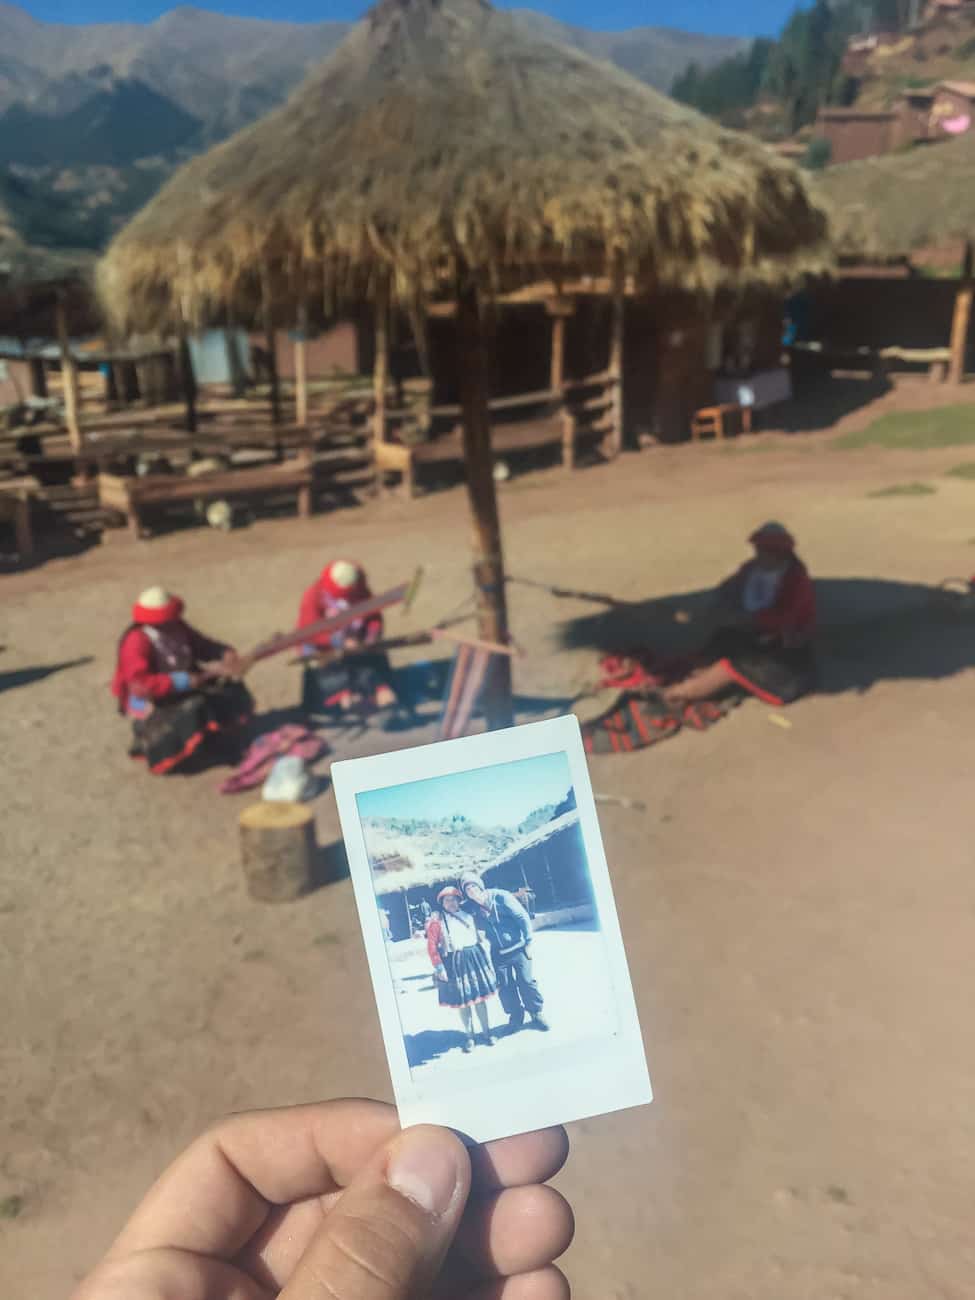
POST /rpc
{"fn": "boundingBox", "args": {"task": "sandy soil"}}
[2,378,975,1299]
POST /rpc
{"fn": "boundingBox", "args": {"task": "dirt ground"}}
[3,378,975,1300]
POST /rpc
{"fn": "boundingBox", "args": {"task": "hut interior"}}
[817,132,975,381]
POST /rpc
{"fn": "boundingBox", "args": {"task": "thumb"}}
[282,1125,471,1300]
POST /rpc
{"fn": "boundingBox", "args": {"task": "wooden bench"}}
[375,378,618,498]
[690,403,751,442]
[0,476,39,557]
[98,460,315,539]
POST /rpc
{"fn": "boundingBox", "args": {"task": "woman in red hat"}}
[111,586,253,774]
[297,560,397,714]
[426,886,497,1053]
[663,522,817,708]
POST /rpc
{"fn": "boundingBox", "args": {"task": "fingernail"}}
[387,1129,461,1217]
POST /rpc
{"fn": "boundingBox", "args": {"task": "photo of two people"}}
[358,749,616,1076]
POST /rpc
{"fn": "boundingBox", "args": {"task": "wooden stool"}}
[239,801,317,902]
[690,403,740,442]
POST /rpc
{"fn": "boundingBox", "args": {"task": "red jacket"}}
[111,620,228,713]
[296,581,383,651]
[426,916,445,969]
[724,556,816,644]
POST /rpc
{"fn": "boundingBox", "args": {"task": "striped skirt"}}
[438,944,497,1010]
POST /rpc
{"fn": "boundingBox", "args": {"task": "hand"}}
[188,671,206,689]
[344,636,362,652]
[72,1100,572,1300]
[220,649,244,678]
[435,967,449,983]
[524,944,533,960]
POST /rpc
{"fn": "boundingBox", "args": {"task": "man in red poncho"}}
[112,586,253,774]
[663,521,817,708]
[297,560,398,715]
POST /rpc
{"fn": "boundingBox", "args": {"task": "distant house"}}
[930,81,975,136]
[813,108,896,163]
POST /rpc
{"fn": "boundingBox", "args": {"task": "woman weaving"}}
[664,521,817,708]
[112,586,253,774]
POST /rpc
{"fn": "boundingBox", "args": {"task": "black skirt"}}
[301,652,394,715]
[706,627,816,706]
[438,944,497,1010]
[131,682,254,774]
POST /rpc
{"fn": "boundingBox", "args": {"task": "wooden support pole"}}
[948,240,973,386]
[549,312,566,394]
[28,357,47,400]
[55,298,82,454]
[608,288,625,457]
[372,279,390,494]
[261,264,281,428]
[295,299,309,429]
[373,279,389,446]
[176,328,197,434]
[457,284,513,732]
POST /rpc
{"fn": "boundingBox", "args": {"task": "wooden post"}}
[948,240,973,386]
[107,363,122,405]
[608,287,625,456]
[239,801,316,902]
[176,328,197,434]
[28,357,47,400]
[295,299,309,429]
[55,298,82,454]
[457,284,513,731]
[372,279,390,493]
[261,263,281,428]
[547,297,573,469]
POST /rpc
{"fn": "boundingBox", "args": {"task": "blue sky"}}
[21,1,795,37]
[357,751,573,829]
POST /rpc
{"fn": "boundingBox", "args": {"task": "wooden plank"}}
[99,463,313,507]
[295,302,309,429]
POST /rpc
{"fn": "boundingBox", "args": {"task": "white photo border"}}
[332,714,652,1144]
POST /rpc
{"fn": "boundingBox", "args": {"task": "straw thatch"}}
[816,135,975,262]
[98,0,829,333]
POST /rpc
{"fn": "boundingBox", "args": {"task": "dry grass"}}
[816,132,975,260]
[866,481,937,497]
[98,0,830,333]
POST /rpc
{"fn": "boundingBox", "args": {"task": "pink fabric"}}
[219,725,328,794]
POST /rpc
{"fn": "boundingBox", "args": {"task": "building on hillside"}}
[813,108,897,163]
[929,80,975,136]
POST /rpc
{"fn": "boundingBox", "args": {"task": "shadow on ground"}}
[558,577,975,696]
[771,373,893,435]
[0,656,94,695]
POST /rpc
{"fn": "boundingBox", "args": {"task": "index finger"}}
[108,1098,399,1263]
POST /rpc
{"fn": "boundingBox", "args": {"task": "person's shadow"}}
[405,1028,470,1069]
[0,656,93,695]
[558,577,975,697]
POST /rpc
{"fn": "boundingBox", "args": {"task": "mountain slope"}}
[0,3,747,259]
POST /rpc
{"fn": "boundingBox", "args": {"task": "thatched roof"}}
[372,809,581,896]
[816,135,975,261]
[0,218,96,338]
[99,0,829,333]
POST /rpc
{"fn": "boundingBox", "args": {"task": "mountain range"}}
[0,3,746,260]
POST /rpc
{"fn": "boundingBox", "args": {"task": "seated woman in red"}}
[111,587,253,774]
[663,522,817,708]
[297,559,397,715]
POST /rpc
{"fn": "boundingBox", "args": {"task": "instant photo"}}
[332,715,651,1143]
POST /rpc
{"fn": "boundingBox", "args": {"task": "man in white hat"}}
[111,587,251,774]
